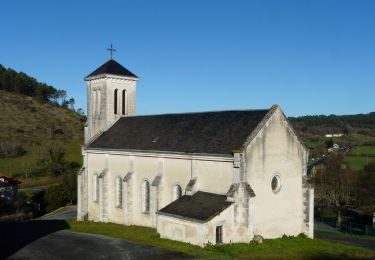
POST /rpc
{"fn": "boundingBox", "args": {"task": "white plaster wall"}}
[105,77,137,127]
[86,80,106,139]
[86,76,137,140]
[206,204,238,244]
[246,108,306,238]
[106,155,130,224]
[85,151,234,228]
[159,158,191,208]
[197,160,233,194]
[87,153,106,221]
[157,204,249,247]
[157,215,207,246]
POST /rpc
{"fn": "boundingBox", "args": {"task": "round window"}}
[271,175,281,193]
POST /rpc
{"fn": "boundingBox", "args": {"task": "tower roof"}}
[86,59,138,79]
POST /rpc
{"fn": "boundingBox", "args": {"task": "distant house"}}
[325,133,343,138]
[0,174,20,202]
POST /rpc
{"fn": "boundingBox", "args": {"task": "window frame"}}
[142,180,150,213]
[271,175,282,194]
[114,89,118,114]
[93,173,99,202]
[216,225,223,244]
[115,176,122,208]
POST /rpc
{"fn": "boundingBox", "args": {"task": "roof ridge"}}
[119,108,270,118]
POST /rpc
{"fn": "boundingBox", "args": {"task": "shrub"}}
[43,185,70,212]
[0,142,26,158]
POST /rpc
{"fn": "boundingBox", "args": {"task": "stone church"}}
[77,58,314,246]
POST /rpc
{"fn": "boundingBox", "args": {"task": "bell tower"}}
[84,56,138,143]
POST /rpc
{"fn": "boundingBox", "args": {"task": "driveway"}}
[39,205,77,221]
[315,221,375,259]
[1,206,189,260]
[5,230,188,260]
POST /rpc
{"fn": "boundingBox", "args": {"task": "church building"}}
[77,58,314,246]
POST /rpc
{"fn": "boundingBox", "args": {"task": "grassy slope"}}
[67,221,373,259]
[0,90,83,181]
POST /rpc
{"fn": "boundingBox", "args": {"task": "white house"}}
[77,58,314,246]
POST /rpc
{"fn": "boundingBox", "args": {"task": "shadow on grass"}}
[0,220,70,259]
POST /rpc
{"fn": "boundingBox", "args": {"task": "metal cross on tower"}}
[107,44,116,60]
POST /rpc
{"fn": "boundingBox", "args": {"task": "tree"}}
[43,185,70,212]
[68,98,75,111]
[39,145,69,176]
[325,138,334,149]
[57,90,67,106]
[313,154,357,209]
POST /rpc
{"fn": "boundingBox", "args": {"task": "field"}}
[67,221,374,259]
[344,155,375,171]
[344,145,375,171]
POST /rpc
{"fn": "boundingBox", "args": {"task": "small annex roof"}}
[86,108,272,155]
[85,59,138,79]
[158,191,232,222]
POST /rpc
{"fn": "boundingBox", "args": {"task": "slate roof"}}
[158,191,232,222]
[86,59,138,79]
[87,108,271,155]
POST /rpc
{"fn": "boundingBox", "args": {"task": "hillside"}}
[0,90,84,179]
[290,112,375,140]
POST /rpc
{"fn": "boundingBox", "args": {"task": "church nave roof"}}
[86,108,272,155]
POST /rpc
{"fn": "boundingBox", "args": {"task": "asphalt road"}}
[315,221,375,259]
[1,206,188,260]
[6,230,188,260]
[19,185,50,192]
[39,205,77,221]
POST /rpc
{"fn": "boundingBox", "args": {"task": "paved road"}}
[1,206,189,260]
[315,221,375,259]
[316,231,375,252]
[6,230,188,260]
[19,185,50,192]
[39,205,77,220]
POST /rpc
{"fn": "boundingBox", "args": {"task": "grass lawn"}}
[67,221,374,259]
[0,141,82,178]
[18,175,59,188]
[351,146,375,156]
[344,155,375,171]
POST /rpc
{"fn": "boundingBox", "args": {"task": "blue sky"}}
[1,0,374,116]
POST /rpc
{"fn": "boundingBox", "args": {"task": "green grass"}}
[344,155,375,171]
[303,136,346,150]
[351,146,375,156]
[18,189,36,200]
[0,141,82,176]
[67,221,373,259]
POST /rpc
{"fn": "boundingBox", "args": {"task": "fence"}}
[318,216,375,237]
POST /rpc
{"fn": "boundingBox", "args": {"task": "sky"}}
[0,0,374,117]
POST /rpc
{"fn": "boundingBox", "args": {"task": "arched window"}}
[115,177,122,208]
[114,89,118,114]
[142,180,150,212]
[271,175,282,194]
[92,90,97,115]
[93,174,99,202]
[122,89,126,115]
[97,89,101,115]
[173,185,182,201]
